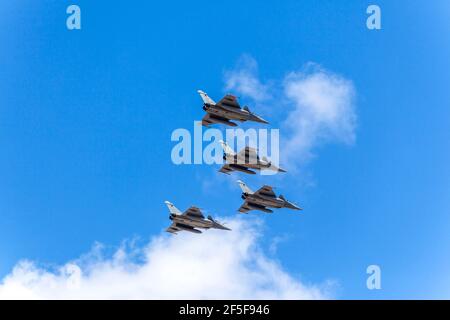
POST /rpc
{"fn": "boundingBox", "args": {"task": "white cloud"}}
[0,218,331,299]
[224,55,270,102]
[223,57,356,170]
[269,234,291,255]
[282,64,356,167]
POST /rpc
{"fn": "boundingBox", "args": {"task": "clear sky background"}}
[1,1,449,299]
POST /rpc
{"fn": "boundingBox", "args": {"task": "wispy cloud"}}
[0,218,331,299]
[224,55,271,103]
[223,57,357,170]
[282,63,356,167]
[269,234,291,255]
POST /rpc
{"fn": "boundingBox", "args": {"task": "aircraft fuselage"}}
[242,193,286,209]
[170,214,213,229]
[224,154,271,171]
[204,103,250,122]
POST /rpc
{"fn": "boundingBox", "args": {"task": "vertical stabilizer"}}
[219,140,236,156]
[197,90,216,105]
[164,201,183,215]
[237,180,253,194]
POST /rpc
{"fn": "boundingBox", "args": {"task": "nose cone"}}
[216,224,232,231]
[212,221,231,231]
[257,117,269,124]
[251,114,269,124]
[285,202,302,210]
[208,215,231,231]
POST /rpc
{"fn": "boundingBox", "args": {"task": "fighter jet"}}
[218,140,286,175]
[198,90,268,127]
[237,180,302,213]
[164,201,231,234]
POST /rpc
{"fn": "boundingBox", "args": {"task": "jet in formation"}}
[164,201,230,234]
[237,180,302,213]
[198,90,268,127]
[218,140,286,175]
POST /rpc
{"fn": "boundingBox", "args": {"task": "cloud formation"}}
[223,57,356,169]
[224,55,270,102]
[0,57,351,300]
[283,64,356,166]
[0,218,330,299]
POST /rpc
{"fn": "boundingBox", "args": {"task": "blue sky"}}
[1,1,449,299]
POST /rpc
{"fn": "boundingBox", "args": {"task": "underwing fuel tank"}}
[229,164,256,175]
[246,203,273,213]
[208,115,237,127]
[175,223,202,234]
